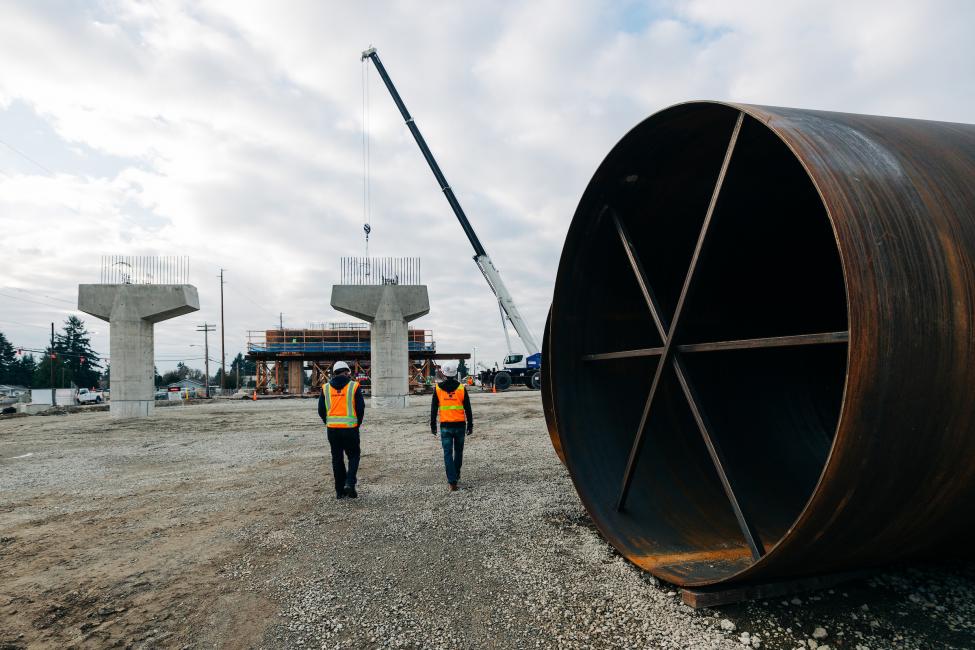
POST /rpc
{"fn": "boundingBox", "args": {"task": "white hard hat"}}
[441,361,458,377]
[333,361,351,373]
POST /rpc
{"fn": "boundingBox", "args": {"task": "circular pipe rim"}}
[551,100,854,586]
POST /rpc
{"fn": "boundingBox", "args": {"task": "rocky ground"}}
[1,392,972,649]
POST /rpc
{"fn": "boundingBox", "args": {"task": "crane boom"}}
[362,47,540,356]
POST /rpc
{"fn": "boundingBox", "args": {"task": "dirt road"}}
[1,392,972,649]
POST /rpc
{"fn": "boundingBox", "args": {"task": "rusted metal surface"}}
[544,101,975,587]
[541,309,564,463]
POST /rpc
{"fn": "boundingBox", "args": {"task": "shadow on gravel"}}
[547,506,975,649]
[706,561,975,649]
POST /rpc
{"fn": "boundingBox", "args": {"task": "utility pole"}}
[279,312,284,331]
[50,322,56,406]
[219,269,226,392]
[197,323,216,398]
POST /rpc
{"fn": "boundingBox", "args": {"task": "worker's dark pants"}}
[439,423,466,484]
[326,427,361,494]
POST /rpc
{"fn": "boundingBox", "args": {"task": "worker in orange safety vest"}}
[317,361,366,499]
[430,361,473,491]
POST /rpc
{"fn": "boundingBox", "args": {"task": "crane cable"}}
[361,54,372,260]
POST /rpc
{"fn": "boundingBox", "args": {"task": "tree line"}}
[0,316,101,388]
[155,354,255,388]
[0,318,256,389]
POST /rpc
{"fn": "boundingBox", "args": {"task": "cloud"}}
[0,0,972,373]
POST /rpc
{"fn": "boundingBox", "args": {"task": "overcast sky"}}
[1,0,973,373]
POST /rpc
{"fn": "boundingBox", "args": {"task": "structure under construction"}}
[246,323,469,394]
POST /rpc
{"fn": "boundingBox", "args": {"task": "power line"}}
[3,286,76,306]
[224,281,277,319]
[0,317,54,331]
[0,290,76,311]
[0,137,54,175]
[0,137,153,238]
[9,346,102,359]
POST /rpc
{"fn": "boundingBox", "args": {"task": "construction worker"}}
[318,361,365,499]
[430,361,473,491]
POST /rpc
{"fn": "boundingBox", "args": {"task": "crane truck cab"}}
[482,353,542,391]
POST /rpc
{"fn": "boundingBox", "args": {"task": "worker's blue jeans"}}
[440,424,466,484]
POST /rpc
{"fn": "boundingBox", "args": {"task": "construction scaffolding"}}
[246,324,468,395]
[248,325,434,355]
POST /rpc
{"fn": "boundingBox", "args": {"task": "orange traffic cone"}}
[492,383,497,394]
[251,390,257,401]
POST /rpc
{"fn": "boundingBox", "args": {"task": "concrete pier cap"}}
[331,284,430,408]
[78,284,199,418]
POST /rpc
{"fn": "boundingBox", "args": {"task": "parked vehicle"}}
[77,388,104,404]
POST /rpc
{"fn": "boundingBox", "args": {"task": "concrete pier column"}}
[78,284,200,418]
[331,285,430,408]
[288,361,304,394]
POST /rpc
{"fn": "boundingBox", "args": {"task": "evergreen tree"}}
[56,316,101,388]
[33,346,57,388]
[0,331,16,384]
[30,317,102,388]
[228,352,257,390]
[13,354,38,387]
[230,353,243,388]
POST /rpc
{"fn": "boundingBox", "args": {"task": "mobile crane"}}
[362,47,542,391]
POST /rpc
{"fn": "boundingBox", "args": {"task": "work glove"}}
[431,427,438,437]
[466,427,473,437]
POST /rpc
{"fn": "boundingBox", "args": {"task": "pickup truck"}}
[77,388,105,404]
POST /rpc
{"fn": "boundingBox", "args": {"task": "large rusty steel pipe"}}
[541,308,564,463]
[545,101,975,587]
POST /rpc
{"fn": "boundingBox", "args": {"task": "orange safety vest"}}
[323,380,360,428]
[436,384,467,423]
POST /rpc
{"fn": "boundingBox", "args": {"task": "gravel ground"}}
[1,392,973,649]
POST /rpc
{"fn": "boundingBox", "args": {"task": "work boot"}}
[448,482,458,492]
[345,486,358,499]
[336,490,346,500]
